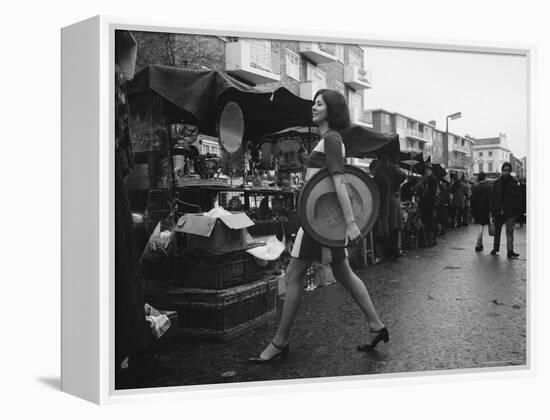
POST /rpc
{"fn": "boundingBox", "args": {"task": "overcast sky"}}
[361,46,528,158]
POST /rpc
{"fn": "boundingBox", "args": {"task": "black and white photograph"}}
[114,27,528,391]
[6,0,550,417]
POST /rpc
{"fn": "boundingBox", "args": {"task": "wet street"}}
[119,224,527,390]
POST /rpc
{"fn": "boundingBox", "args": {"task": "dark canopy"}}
[340,125,400,159]
[126,65,314,140]
[126,65,400,159]
[431,163,447,180]
[399,151,426,174]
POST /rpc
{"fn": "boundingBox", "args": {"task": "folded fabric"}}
[144,303,171,339]
[146,314,171,339]
[246,236,285,261]
[204,206,232,218]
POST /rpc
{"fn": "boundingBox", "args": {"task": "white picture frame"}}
[61,15,536,405]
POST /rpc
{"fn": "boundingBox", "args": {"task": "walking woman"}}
[249,89,388,363]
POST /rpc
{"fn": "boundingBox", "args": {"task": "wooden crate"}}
[178,248,263,289]
[157,276,277,341]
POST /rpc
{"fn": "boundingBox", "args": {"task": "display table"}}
[247,219,300,239]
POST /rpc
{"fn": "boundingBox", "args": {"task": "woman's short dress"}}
[290,130,348,264]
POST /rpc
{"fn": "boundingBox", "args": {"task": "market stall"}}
[124,66,313,340]
[124,65,401,341]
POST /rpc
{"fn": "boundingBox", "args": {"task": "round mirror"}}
[219,101,244,154]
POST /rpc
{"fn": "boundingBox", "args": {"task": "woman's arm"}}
[332,173,361,245]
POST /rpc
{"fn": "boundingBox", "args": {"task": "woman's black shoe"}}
[507,251,519,259]
[357,327,389,352]
[475,245,483,252]
[490,249,498,256]
[248,342,289,364]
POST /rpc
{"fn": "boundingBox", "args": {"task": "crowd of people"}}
[369,159,527,263]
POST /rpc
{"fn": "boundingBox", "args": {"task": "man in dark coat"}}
[369,160,390,262]
[489,162,522,258]
[519,178,527,227]
[380,156,406,259]
[418,163,439,247]
[437,179,451,235]
[400,176,417,202]
[470,172,492,251]
[451,174,468,227]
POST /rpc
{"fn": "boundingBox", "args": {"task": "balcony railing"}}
[225,40,280,85]
[344,65,372,90]
[299,42,338,64]
[405,129,429,142]
[318,43,336,56]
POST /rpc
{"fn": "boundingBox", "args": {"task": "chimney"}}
[428,120,436,127]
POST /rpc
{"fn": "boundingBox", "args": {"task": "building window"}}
[488,151,493,157]
[285,49,300,81]
[454,137,458,145]
[249,39,273,72]
[306,63,327,89]
[348,50,362,67]
[479,163,483,173]
[335,45,344,62]
[479,151,483,157]
[335,81,345,95]
[348,91,362,122]
[461,139,465,146]
[488,162,493,172]
[384,114,391,126]
[407,120,413,131]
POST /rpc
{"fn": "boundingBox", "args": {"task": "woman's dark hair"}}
[313,89,351,130]
[477,171,486,182]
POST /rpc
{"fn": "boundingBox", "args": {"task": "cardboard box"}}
[176,212,255,255]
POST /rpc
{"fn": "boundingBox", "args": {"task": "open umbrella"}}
[399,151,424,174]
[255,123,400,160]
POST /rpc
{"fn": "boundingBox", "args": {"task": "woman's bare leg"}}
[258,257,312,359]
[330,258,384,331]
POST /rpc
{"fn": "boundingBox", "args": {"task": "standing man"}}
[381,155,405,259]
[519,178,527,227]
[400,176,418,202]
[369,159,391,263]
[490,162,522,258]
[470,172,492,251]
[437,178,451,235]
[418,163,439,247]
[451,173,468,227]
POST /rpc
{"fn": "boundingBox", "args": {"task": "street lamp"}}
[445,112,462,168]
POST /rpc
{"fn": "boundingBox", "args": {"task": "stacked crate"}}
[158,213,277,341]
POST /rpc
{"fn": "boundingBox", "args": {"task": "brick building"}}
[368,109,434,159]
[367,108,475,177]
[132,32,371,126]
[446,132,474,176]
[131,31,373,172]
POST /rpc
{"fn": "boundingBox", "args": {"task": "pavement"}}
[117,223,527,390]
